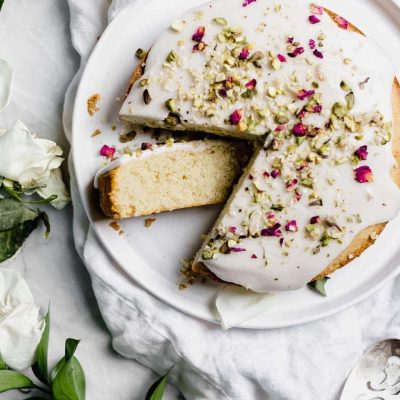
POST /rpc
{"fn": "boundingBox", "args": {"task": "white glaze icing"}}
[121,0,400,292]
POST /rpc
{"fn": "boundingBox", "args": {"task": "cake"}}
[116,0,400,292]
[96,140,247,219]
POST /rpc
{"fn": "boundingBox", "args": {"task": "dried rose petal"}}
[354,145,368,161]
[310,216,321,224]
[310,3,324,15]
[292,122,307,137]
[192,26,205,42]
[335,15,349,30]
[245,79,257,90]
[309,39,316,50]
[229,109,242,125]
[285,220,298,232]
[141,142,153,150]
[248,174,254,180]
[242,0,256,6]
[313,105,322,113]
[313,49,323,59]
[288,47,305,58]
[309,15,321,24]
[271,169,281,179]
[251,254,258,259]
[261,223,282,237]
[354,166,373,183]
[277,54,287,62]
[297,107,307,119]
[239,47,250,60]
[230,247,247,253]
[274,125,286,132]
[287,37,294,44]
[263,171,270,178]
[267,212,276,219]
[228,226,237,233]
[297,89,315,100]
[295,190,302,202]
[100,145,116,158]
[286,179,298,191]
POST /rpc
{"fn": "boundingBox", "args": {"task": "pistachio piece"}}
[332,102,346,118]
[340,81,351,92]
[165,98,177,112]
[345,92,355,110]
[274,112,289,124]
[166,50,178,63]
[135,48,147,59]
[164,112,181,128]
[139,79,148,87]
[213,17,227,26]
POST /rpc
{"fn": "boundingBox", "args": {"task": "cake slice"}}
[97,140,247,219]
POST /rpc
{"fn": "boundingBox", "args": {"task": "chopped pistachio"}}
[213,17,227,26]
[332,102,347,118]
[139,79,148,87]
[135,48,147,59]
[345,92,355,110]
[165,98,177,112]
[166,50,178,63]
[340,81,351,92]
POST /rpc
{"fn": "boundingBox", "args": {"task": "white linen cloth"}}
[64,1,400,399]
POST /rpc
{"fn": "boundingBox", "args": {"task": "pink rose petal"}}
[192,26,205,42]
[239,47,250,60]
[354,145,368,161]
[310,3,324,15]
[229,109,243,125]
[309,15,321,24]
[242,0,256,7]
[245,79,257,90]
[297,89,315,100]
[261,223,282,237]
[100,145,116,158]
[292,122,307,137]
[335,15,349,30]
[285,220,298,232]
[354,166,373,183]
[277,54,287,62]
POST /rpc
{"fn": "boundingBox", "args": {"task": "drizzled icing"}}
[120,0,400,292]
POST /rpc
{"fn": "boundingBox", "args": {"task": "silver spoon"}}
[340,339,400,400]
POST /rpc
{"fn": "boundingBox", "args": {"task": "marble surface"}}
[0,1,177,398]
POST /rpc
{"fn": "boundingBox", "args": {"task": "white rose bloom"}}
[0,120,70,209]
[0,269,44,371]
[0,59,12,113]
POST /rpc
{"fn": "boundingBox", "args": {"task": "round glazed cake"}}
[119,0,400,293]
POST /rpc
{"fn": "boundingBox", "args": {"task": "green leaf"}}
[23,195,58,205]
[3,184,22,202]
[0,354,7,370]
[0,198,37,231]
[0,0,4,11]
[32,311,50,385]
[0,370,34,393]
[308,277,330,296]
[52,338,85,400]
[0,219,39,263]
[38,211,50,238]
[52,357,85,400]
[145,367,174,400]
[65,339,80,361]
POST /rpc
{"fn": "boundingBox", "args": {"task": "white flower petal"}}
[0,59,12,113]
[36,169,70,209]
[215,285,275,330]
[0,304,44,371]
[0,121,64,187]
[0,270,44,371]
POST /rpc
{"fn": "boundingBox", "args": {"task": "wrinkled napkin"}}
[64,1,400,398]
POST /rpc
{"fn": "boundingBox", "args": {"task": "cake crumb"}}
[109,221,124,235]
[91,129,102,137]
[87,93,100,116]
[144,218,156,227]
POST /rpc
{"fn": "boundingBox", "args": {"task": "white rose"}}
[0,59,12,113]
[0,269,44,371]
[0,120,70,209]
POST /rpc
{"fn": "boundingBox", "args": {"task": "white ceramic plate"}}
[72,0,400,329]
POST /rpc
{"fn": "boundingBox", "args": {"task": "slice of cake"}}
[186,0,400,292]
[96,140,247,219]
